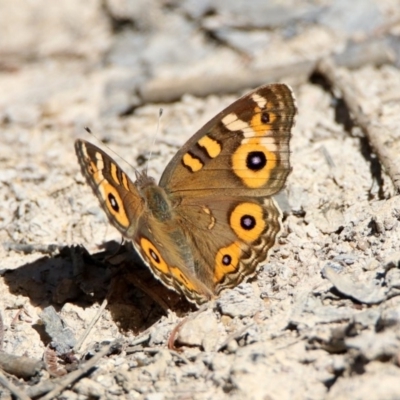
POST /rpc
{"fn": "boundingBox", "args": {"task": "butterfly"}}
[75,84,296,304]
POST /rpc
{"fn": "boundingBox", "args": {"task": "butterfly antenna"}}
[84,126,139,174]
[145,108,163,173]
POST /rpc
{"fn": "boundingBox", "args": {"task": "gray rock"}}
[176,310,223,351]
[327,367,400,400]
[345,330,400,361]
[40,306,76,354]
[217,284,264,318]
[322,265,388,304]
[320,0,383,36]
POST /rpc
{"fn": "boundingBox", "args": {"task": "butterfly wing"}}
[75,139,213,303]
[159,84,296,294]
[75,140,145,237]
[160,83,296,198]
[170,194,283,295]
[130,214,214,303]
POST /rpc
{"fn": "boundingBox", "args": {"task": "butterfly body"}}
[75,84,296,304]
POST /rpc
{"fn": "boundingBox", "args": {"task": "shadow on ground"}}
[1,242,194,334]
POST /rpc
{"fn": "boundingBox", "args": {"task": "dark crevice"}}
[284,321,299,332]
[101,0,137,33]
[309,72,353,133]
[309,71,332,93]
[309,71,385,200]
[349,355,368,375]
[359,137,385,200]
[119,103,141,117]
[324,362,346,391]
[203,28,230,48]
[334,226,344,235]
[333,97,354,132]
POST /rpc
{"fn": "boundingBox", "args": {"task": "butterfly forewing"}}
[160,83,296,198]
[75,140,144,236]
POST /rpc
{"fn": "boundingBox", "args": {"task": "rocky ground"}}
[1,1,400,399]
